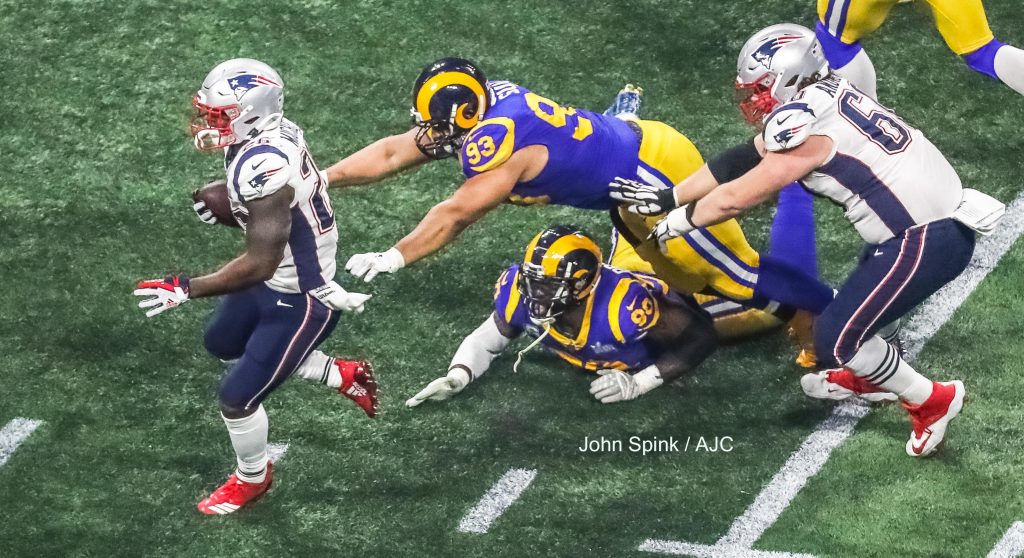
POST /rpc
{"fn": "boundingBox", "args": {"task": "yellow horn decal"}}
[541,234,602,275]
[454,102,478,129]
[523,231,544,265]
[415,71,487,122]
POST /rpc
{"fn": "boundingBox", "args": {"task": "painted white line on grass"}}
[641,191,1024,557]
[638,540,815,558]
[988,522,1024,558]
[267,442,289,463]
[0,418,43,467]
[458,468,537,534]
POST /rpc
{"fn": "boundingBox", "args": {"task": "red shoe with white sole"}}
[337,359,378,418]
[197,461,273,515]
[800,368,898,403]
[903,380,965,458]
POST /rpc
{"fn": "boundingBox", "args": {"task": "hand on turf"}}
[609,177,677,216]
[191,193,219,225]
[589,369,641,404]
[345,247,405,282]
[406,369,470,407]
[310,281,372,313]
[649,205,697,245]
[133,275,190,317]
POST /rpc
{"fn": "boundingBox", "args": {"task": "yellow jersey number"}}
[524,92,593,141]
[629,297,656,328]
[464,134,496,167]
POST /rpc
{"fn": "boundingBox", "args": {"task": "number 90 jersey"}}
[493,263,674,372]
[764,75,963,245]
[224,118,338,294]
[460,81,641,209]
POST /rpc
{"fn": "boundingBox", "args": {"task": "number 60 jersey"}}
[763,75,964,245]
[224,118,338,294]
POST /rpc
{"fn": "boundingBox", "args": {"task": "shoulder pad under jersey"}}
[461,117,517,177]
[762,100,820,152]
[230,143,292,202]
[608,276,661,343]
[493,264,528,327]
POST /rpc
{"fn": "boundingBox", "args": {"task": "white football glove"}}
[192,199,219,225]
[405,368,471,407]
[345,247,405,283]
[650,205,697,245]
[133,276,190,318]
[310,280,372,313]
[588,367,664,404]
[608,177,678,216]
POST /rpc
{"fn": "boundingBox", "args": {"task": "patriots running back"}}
[133,58,379,515]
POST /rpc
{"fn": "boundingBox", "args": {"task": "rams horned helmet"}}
[191,58,285,151]
[735,24,827,125]
[519,226,603,321]
[411,57,488,159]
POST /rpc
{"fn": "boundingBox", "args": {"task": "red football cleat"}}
[197,461,273,515]
[903,380,965,458]
[801,368,898,403]
[337,359,378,418]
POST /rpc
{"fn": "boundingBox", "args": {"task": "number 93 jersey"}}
[224,118,338,294]
[764,75,963,245]
[493,263,674,372]
[460,81,641,209]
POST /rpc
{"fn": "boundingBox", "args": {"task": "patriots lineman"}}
[615,25,1005,457]
[133,59,379,514]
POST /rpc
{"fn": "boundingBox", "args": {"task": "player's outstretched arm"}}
[189,187,293,298]
[324,128,429,188]
[346,152,525,282]
[406,313,520,407]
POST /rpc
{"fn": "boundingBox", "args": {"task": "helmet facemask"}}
[734,75,778,127]
[518,262,596,323]
[190,95,244,151]
[411,110,468,160]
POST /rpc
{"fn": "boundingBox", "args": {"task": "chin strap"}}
[513,319,554,374]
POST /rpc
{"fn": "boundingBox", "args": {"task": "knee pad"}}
[963,38,1006,79]
[217,371,256,415]
[815,21,863,70]
[204,330,244,361]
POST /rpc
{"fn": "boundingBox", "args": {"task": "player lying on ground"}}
[612,24,1006,457]
[815,0,1024,99]
[133,59,379,515]
[406,226,719,406]
[312,58,834,364]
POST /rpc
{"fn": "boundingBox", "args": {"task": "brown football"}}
[192,179,240,227]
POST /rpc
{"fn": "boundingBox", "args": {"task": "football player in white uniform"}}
[133,59,379,514]
[611,24,1004,457]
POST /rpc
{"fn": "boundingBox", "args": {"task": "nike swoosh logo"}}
[776,113,794,126]
[911,429,933,454]
[252,159,266,170]
[276,300,293,308]
[874,250,884,256]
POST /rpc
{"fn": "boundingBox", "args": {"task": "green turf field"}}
[2,1,1023,556]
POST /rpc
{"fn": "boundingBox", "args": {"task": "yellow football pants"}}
[818,0,994,55]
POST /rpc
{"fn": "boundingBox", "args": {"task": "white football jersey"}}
[223,118,338,294]
[763,75,963,244]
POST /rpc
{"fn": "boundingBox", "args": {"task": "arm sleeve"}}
[706,137,762,184]
[448,313,516,381]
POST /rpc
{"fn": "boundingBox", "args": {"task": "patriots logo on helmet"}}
[228,74,281,100]
[752,34,804,69]
[248,167,284,194]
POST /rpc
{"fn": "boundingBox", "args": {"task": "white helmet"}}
[191,58,284,151]
[735,24,828,124]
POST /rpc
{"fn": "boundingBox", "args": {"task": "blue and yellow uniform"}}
[460,80,763,301]
[817,0,996,65]
[493,263,675,372]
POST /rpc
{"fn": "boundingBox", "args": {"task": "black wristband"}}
[706,137,762,184]
[656,187,678,210]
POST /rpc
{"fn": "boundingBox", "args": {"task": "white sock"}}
[835,48,878,99]
[293,350,342,388]
[845,335,933,404]
[994,44,1024,96]
[222,405,269,483]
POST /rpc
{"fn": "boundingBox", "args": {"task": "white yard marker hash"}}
[0,418,43,468]
[988,522,1024,558]
[458,468,538,534]
[640,192,1024,557]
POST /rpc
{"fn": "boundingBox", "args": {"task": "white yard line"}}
[640,192,1024,557]
[988,522,1024,558]
[458,468,538,534]
[0,418,43,468]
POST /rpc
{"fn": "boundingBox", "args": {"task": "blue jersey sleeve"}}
[493,264,529,330]
[607,277,662,344]
[461,117,517,178]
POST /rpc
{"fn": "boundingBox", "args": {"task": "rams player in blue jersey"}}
[816,0,1024,99]
[405,226,719,406]
[322,58,835,363]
